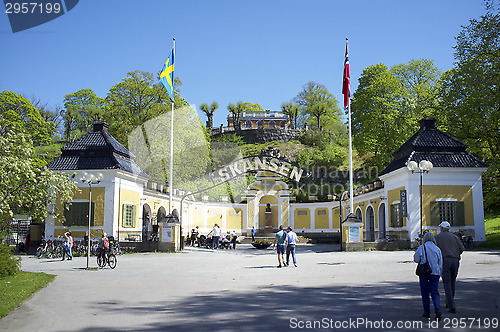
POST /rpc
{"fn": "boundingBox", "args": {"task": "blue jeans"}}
[286,244,296,265]
[212,236,220,249]
[419,274,441,314]
[62,246,72,260]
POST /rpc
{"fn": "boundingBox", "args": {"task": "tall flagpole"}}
[347,96,354,214]
[169,38,175,215]
[343,38,354,214]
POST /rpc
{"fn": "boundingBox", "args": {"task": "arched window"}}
[245,120,252,128]
[269,121,276,128]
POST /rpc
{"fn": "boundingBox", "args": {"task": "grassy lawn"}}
[0,271,55,318]
[484,210,500,250]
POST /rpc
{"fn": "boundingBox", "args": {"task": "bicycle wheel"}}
[108,254,117,269]
[97,255,106,268]
[36,247,43,258]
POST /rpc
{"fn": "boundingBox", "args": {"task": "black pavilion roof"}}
[379,118,488,176]
[46,121,149,178]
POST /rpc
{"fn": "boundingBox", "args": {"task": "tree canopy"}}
[63,89,106,142]
[437,7,500,209]
[0,91,55,146]
[293,81,342,130]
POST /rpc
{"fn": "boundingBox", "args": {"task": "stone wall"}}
[213,128,301,144]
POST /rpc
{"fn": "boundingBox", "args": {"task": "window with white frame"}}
[390,203,403,227]
[430,200,465,226]
[122,204,136,228]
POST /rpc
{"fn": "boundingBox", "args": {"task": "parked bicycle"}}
[97,248,117,269]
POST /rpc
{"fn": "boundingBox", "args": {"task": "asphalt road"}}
[1,244,499,332]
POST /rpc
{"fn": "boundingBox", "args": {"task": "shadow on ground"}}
[71,279,499,332]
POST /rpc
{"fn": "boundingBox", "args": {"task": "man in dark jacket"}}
[435,221,465,314]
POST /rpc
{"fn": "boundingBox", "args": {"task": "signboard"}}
[349,226,360,243]
[400,190,408,217]
[161,225,172,242]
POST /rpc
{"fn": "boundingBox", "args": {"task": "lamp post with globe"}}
[80,172,102,269]
[407,160,433,239]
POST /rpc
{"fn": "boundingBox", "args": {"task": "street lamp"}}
[407,160,433,239]
[81,172,102,269]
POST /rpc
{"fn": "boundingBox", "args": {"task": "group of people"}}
[272,226,298,268]
[413,221,465,321]
[188,225,238,249]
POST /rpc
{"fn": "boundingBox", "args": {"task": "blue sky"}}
[0,0,487,128]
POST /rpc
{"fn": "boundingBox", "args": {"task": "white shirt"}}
[212,226,221,237]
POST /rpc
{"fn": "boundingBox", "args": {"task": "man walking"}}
[251,226,255,242]
[208,224,221,249]
[285,226,298,267]
[273,225,287,268]
[435,221,465,313]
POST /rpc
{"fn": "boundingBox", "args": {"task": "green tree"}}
[281,101,300,129]
[200,101,218,129]
[293,81,342,130]
[63,89,106,142]
[105,71,167,146]
[0,91,54,146]
[438,7,500,209]
[0,131,78,225]
[351,64,405,169]
[391,59,441,120]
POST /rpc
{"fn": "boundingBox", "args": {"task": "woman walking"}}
[413,232,443,321]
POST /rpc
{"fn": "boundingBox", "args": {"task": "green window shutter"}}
[430,201,440,226]
[122,204,126,227]
[132,205,137,227]
[390,205,396,227]
[454,201,465,226]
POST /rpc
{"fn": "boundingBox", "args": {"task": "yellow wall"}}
[226,208,243,230]
[259,196,279,227]
[333,207,341,228]
[207,208,222,227]
[119,188,140,227]
[56,186,105,227]
[191,206,204,227]
[294,209,310,229]
[315,208,329,229]
[388,186,407,226]
[422,185,474,226]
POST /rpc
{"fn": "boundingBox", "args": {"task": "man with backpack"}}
[98,232,109,263]
[273,225,287,268]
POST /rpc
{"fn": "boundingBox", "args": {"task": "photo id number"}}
[5,2,61,14]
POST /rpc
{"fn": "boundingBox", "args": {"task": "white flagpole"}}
[169,38,175,215]
[348,99,354,214]
[345,38,354,215]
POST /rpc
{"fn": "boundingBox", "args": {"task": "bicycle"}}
[97,248,117,269]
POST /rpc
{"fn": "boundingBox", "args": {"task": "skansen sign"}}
[213,156,305,183]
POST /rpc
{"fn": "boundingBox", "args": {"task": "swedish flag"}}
[160,41,175,103]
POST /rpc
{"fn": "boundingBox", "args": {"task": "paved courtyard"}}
[1,244,499,332]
